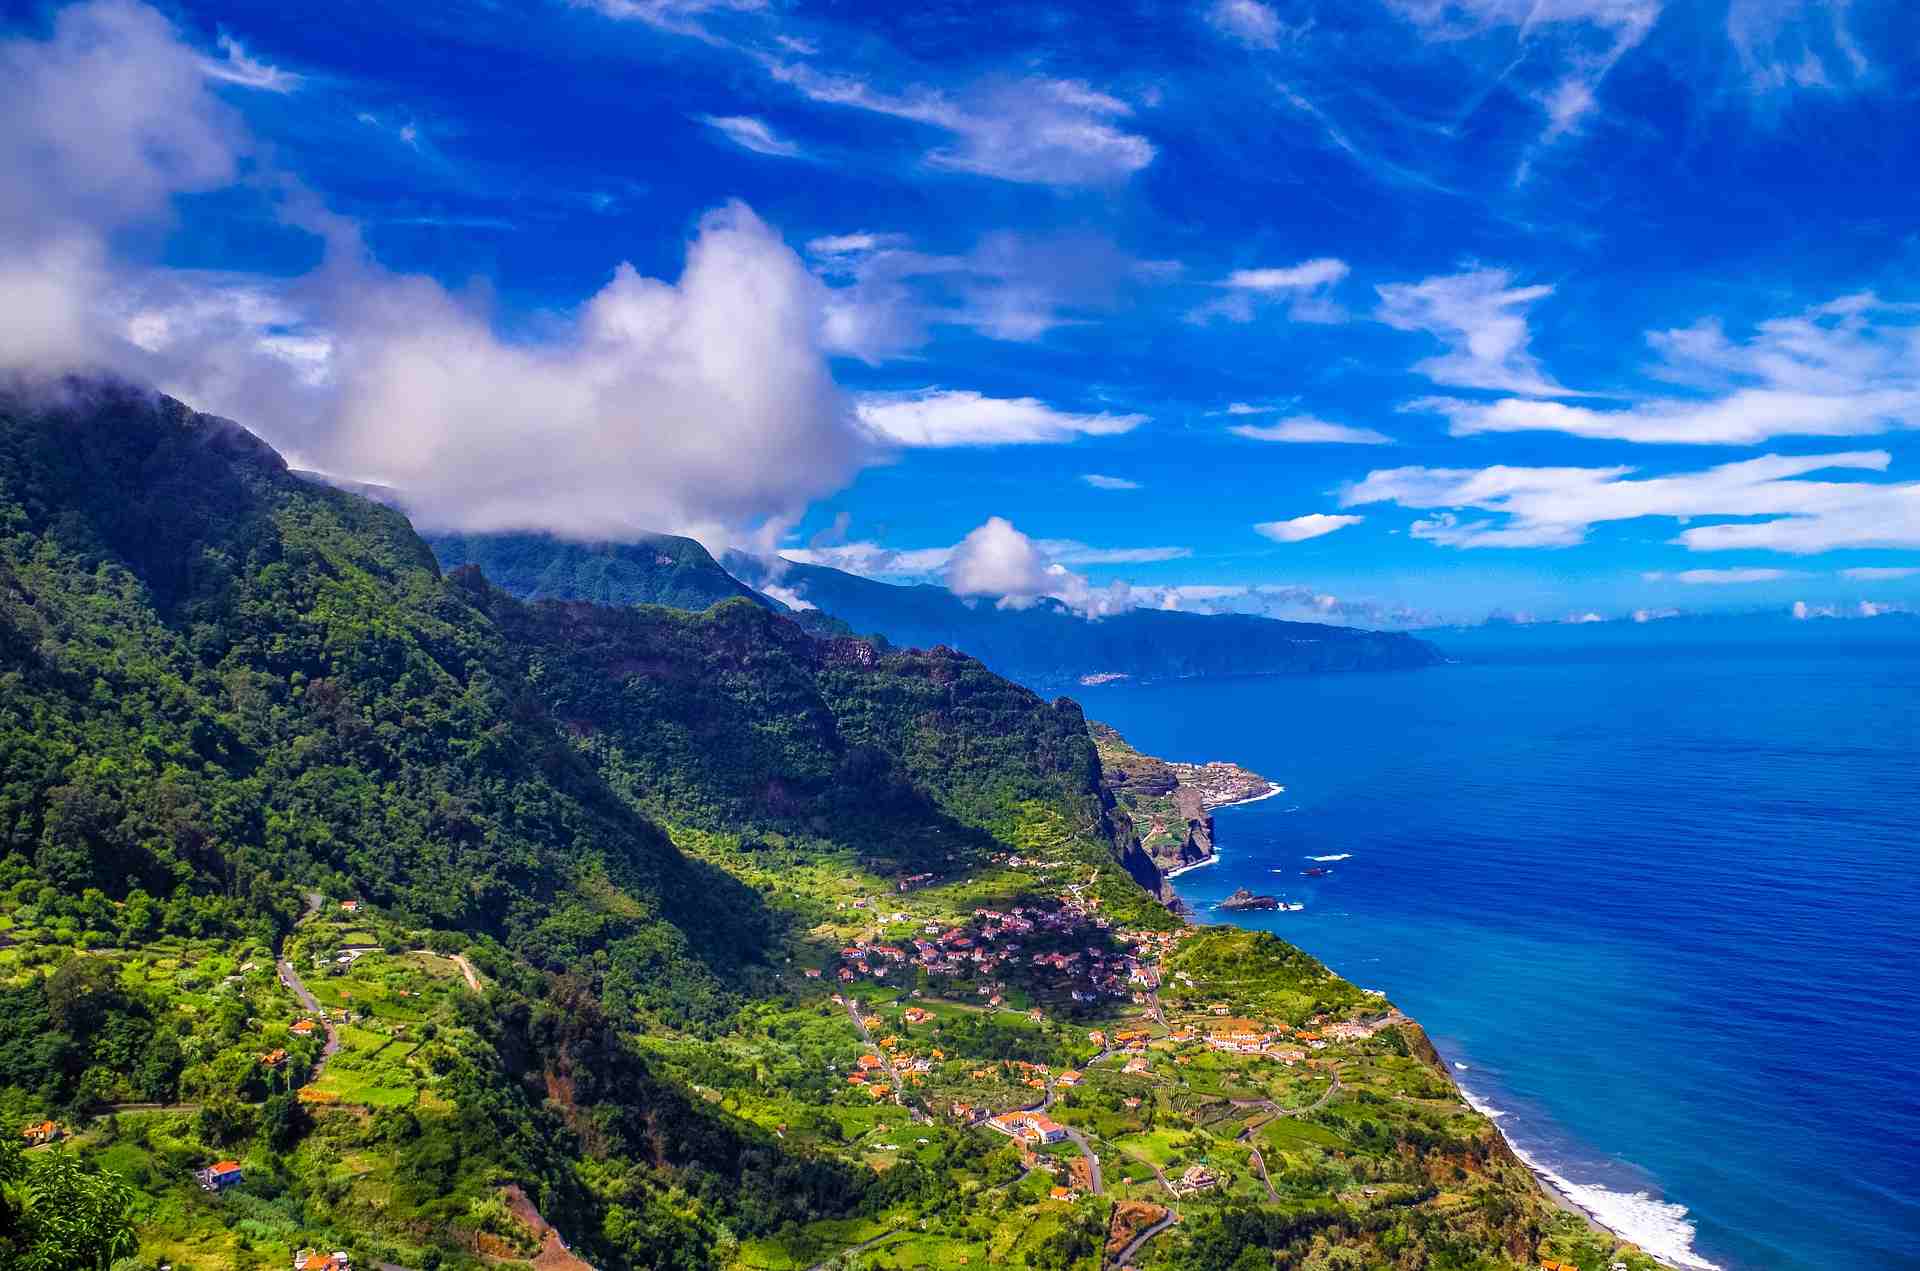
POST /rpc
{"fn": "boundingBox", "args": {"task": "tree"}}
[0,1140,138,1271]
[258,1093,309,1153]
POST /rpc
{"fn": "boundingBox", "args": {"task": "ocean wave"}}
[1458,1085,1506,1120]
[1453,1061,1469,1071]
[1516,1146,1723,1271]
[1458,1086,1720,1270]
[1216,782,1285,809]
[1306,853,1352,862]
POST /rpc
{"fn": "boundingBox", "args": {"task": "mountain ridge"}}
[0,380,1652,1271]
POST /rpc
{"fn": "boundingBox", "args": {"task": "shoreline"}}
[1453,1083,1710,1268]
[1159,786,1284,880]
[1206,780,1285,811]
[1162,853,1218,879]
[1167,860,1714,1271]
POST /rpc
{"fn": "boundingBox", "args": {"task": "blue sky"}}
[3,0,1918,626]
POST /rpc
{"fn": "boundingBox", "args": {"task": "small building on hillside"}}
[985,1112,1068,1145]
[20,1121,60,1146]
[1173,1164,1219,1196]
[196,1160,245,1192]
[290,1018,317,1038]
[293,1251,352,1271]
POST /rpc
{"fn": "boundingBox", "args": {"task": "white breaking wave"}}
[1454,1061,1469,1071]
[1216,782,1285,809]
[1307,853,1352,862]
[1458,1084,1507,1120]
[1458,1084,1721,1270]
[1515,1145,1723,1271]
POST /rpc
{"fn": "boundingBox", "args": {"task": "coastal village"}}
[0,737,1660,1271]
[691,746,1665,1271]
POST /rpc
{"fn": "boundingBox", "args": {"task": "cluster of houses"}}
[817,903,1156,1008]
[1187,1008,1389,1064]
[293,1251,352,1270]
[984,1110,1070,1145]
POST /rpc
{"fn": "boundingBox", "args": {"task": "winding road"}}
[840,996,907,1105]
[276,891,341,1082]
[1110,1209,1177,1269]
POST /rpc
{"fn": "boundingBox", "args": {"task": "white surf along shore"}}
[1170,785,1722,1271]
[1457,1077,1722,1269]
[1163,782,1284,879]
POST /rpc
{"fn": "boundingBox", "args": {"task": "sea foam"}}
[1307,853,1353,862]
[1459,1085,1720,1270]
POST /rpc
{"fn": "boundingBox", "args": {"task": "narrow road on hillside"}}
[841,996,906,1105]
[1036,1067,1106,1196]
[451,953,483,993]
[1237,1117,1280,1202]
[807,1227,905,1271]
[277,890,340,1082]
[1110,1209,1177,1269]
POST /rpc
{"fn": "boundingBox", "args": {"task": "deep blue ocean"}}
[1078,641,1920,1271]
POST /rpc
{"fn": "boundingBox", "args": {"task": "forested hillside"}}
[425,530,772,614]
[0,382,1647,1271]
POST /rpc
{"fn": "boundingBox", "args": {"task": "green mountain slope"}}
[0,383,1654,1271]
[426,529,775,614]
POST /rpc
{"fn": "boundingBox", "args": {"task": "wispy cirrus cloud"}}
[1411,293,1920,444]
[1728,0,1870,97]
[810,229,1173,361]
[574,0,767,44]
[201,32,301,92]
[1189,258,1350,324]
[1376,267,1569,396]
[1082,473,1142,490]
[1643,567,1795,584]
[1343,451,1920,553]
[1206,0,1294,50]
[582,0,1154,186]
[1230,414,1392,445]
[760,61,1155,186]
[696,113,805,157]
[1387,0,1659,142]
